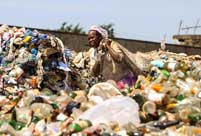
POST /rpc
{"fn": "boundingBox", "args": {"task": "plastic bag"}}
[79,96,140,126]
[87,82,122,104]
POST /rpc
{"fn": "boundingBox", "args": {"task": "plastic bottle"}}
[142,101,156,114]
[9,120,26,130]
[76,119,92,129]
[23,36,31,43]
[176,94,185,101]
[152,120,179,129]
[132,94,146,108]
[38,34,48,40]
[161,69,170,78]
[167,97,201,121]
[163,61,180,72]
[154,70,169,83]
[30,103,53,119]
[68,120,92,133]
[64,101,81,116]
[167,97,201,110]
[151,83,162,92]
[188,113,201,124]
[24,29,35,36]
[68,123,82,133]
[150,60,164,69]
[176,79,191,95]
[178,126,201,135]
[9,65,24,80]
[68,91,77,99]
[179,61,189,72]
[31,48,38,55]
[71,108,83,119]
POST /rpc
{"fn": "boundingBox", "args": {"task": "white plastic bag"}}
[79,96,140,126]
[88,82,122,104]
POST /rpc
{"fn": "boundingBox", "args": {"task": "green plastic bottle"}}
[9,120,25,130]
[50,103,59,109]
[69,91,77,98]
[188,113,201,123]
[161,69,170,78]
[176,94,185,101]
[68,123,82,133]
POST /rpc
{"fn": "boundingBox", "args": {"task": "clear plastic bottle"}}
[175,79,191,96]
[30,103,53,119]
[163,61,180,72]
[71,108,83,119]
[176,97,201,121]
[178,97,201,109]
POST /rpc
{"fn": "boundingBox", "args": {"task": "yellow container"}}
[23,36,31,43]
[166,103,177,109]
[152,84,162,92]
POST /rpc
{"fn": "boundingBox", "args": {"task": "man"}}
[87,25,135,84]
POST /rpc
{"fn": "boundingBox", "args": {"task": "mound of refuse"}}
[0,24,201,136]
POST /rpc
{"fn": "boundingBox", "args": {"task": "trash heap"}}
[125,50,201,135]
[0,24,71,91]
[69,49,103,90]
[0,24,72,135]
[0,24,201,136]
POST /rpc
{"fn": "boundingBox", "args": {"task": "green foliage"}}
[58,22,115,37]
[58,22,85,34]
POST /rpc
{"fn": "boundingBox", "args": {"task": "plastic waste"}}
[87,82,122,104]
[1,24,201,135]
[45,122,62,135]
[68,120,92,133]
[151,60,164,68]
[15,107,32,124]
[79,96,140,126]
[142,101,156,114]
[64,101,81,116]
[177,126,201,136]
[30,103,53,119]
[9,120,26,130]
[152,120,180,129]
[132,94,146,108]
[71,108,83,119]
[188,113,201,124]
[34,119,46,134]
[0,123,18,136]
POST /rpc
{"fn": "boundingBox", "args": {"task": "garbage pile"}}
[126,50,201,135]
[0,24,201,136]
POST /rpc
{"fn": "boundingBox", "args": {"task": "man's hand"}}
[98,39,111,52]
[104,39,112,48]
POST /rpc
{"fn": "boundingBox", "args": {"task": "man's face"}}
[88,30,102,48]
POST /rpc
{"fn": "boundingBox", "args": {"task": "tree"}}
[58,22,85,34]
[100,23,115,38]
[58,22,115,37]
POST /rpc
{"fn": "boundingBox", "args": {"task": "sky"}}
[0,0,201,43]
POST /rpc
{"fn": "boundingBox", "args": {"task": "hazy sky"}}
[0,0,201,43]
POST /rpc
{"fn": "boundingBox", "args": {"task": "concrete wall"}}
[3,24,201,55]
[41,29,201,55]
